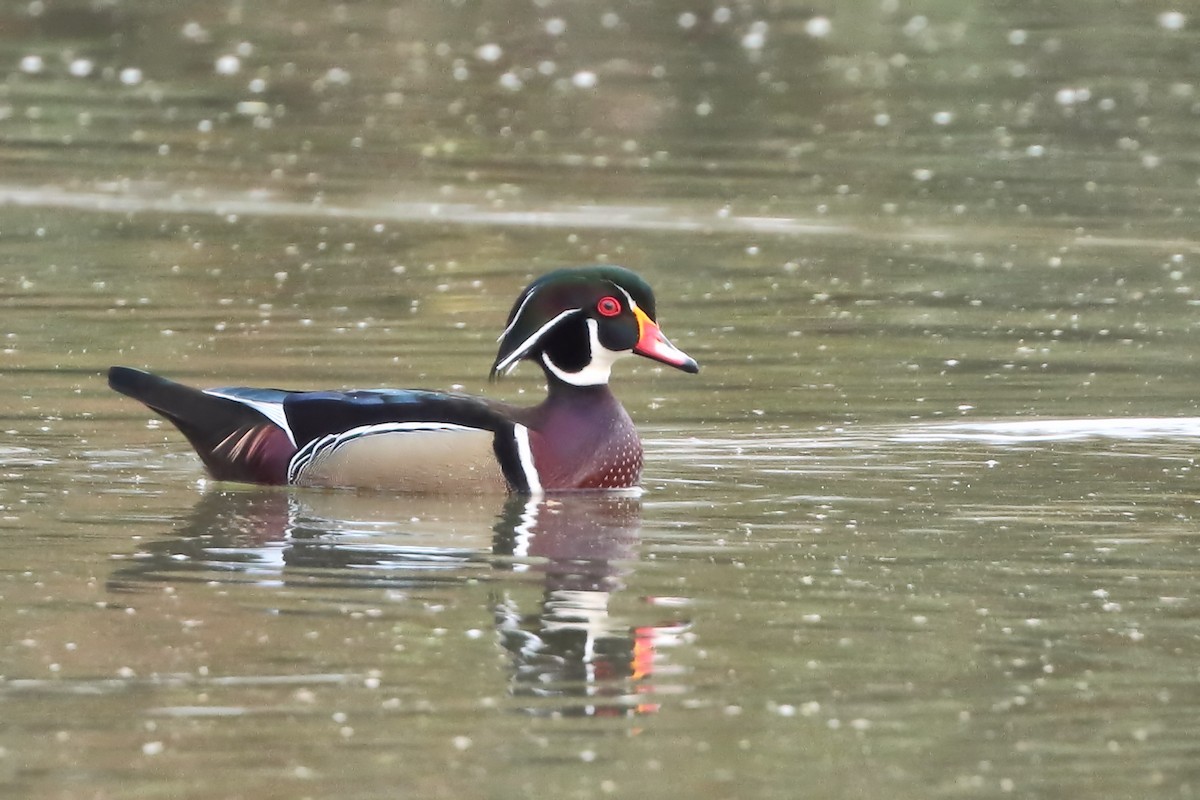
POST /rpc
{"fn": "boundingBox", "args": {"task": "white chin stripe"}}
[541,318,625,386]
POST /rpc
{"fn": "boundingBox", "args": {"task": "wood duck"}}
[108,265,698,494]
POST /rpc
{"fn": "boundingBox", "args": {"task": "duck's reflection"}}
[491,495,677,716]
[109,489,689,717]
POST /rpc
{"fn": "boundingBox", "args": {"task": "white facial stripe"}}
[612,284,638,313]
[206,390,296,446]
[497,287,537,342]
[494,307,581,374]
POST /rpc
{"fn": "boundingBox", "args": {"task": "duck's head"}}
[490,265,699,386]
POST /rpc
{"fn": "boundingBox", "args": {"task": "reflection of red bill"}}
[632,625,661,714]
[632,307,699,373]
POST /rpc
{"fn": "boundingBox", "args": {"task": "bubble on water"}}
[142,741,164,756]
[601,12,620,28]
[544,18,566,36]
[248,77,267,93]
[68,59,94,78]
[1026,144,1045,157]
[215,54,241,75]
[742,21,768,50]
[874,112,891,126]
[805,16,832,38]
[499,72,523,91]
[932,110,954,125]
[903,15,928,36]
[181,21,210,42]
[119,67,143,85]
[678,12,697,29]
[19,54,43,74]
[1055,87,1090,105]
[695,100,713,116]
[1008,29,1027,45]
[571,70,597,89]
[713,6,732,24]
[1158,11,1186,30]
[236,101,270,116]
[475,43,502,62]
[913,168,933,181]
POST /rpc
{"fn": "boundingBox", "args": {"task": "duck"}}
[107,265,699,494]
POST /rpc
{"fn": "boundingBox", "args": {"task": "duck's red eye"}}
[596,296,622,317]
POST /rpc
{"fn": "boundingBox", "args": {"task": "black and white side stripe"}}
[492,422,543,495]
[286,421,479,484]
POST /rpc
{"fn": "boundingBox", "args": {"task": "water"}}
[4,2,1200,798]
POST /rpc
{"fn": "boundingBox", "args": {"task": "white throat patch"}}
[541,318,627,386]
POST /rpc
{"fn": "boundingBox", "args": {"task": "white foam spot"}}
[475,43,503,62]
[215,54,241,75]
[804,17,831,38]
[1158,11,1187,30]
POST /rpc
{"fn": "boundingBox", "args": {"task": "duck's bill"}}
[633,312,699,373]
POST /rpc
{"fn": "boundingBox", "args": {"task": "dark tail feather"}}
[108,367,293,485]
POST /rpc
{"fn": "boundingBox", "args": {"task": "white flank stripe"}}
[513,424,543,494]
[206,390,296,446]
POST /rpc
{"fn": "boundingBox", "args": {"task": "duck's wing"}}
[277,388,535,492]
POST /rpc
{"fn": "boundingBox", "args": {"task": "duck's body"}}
[108,265,697,494]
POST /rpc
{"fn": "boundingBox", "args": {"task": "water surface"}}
[3,3,1200,798]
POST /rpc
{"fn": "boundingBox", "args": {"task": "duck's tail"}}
[108,366,294,485]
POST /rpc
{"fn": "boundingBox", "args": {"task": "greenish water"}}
[4,2,1200,798]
